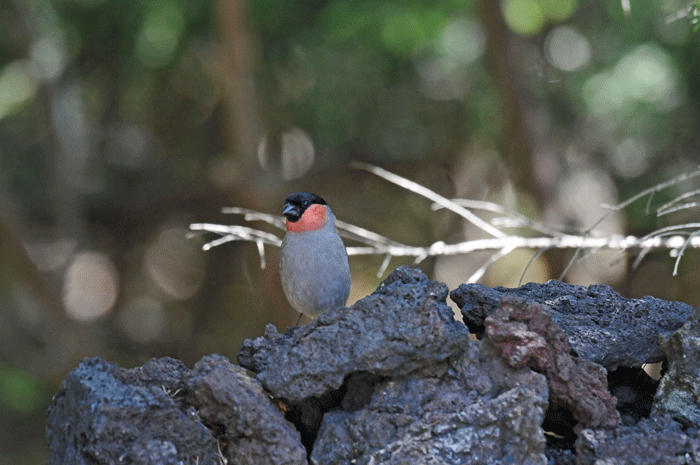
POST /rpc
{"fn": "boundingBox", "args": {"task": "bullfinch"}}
[279,192,351,322]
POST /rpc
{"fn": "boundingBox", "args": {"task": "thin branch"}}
[601,166,700,213]
[377,254,393,277]
[221,207,285,229]
[559,234,588,281]
[519,247,550,286]
[673,230,700,276]
[658,201,700,216]
[656,189,700,216]
[188,223,282,247]
[351,162,507,239]
[190,165,700,283]
[559,166,700,279]
[468,245,516,283]
[221,206,405,248]
[188,223,282,269]
[634,223,700,246]
[435,198,573,238]
[334,219,407,248]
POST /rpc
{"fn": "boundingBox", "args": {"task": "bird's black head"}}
[282,192,327,222]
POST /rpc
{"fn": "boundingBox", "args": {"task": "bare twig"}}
[601,166,700,214]
[434,198,573,238]
[519,247,550,286]
[468,245,516,283]
[187,223,281,269]
[190,164,700,282]
[656,189,700,216]
[334,219,407,248]
[350,161,507,239]
[221,207,286,229]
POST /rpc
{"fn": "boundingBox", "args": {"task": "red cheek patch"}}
[286,204,327,232]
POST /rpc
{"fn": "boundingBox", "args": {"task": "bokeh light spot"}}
[545,26,590,72]
[439,17,485,65]
[382,11,423,55]
[63,251,119,322]
[30,36,67,81]
[539,0,578,21]
[145,227,206,300]
[135,1,185,68]
[612,138,650,178]
[0,61,37,120]
[0,366,45,413]
[618,44,678,107]
[118,297,166,344]
[584,43,681,116]
[414,56,467,100]
[502,0,545,36]
[559,168,619,229]
[257,127,315,180]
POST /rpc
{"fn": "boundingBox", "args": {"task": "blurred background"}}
[1,0,700,461]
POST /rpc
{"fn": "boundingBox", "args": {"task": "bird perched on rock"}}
[279,192,351,323]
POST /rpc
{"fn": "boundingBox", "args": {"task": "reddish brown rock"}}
[451,280,692,369]
[485,296,620,432]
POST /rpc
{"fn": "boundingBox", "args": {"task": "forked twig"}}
[190,164,700,281]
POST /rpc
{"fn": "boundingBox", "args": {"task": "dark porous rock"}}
[544,438,576,465]
[185,354,306,465]
[46,357,219,465]
[50,268,696,464]
[485,297,620,432]
[450,280,692,369]
[652,307,700,428]
[575,415,700,465]
[238,266,470,402]
[46,355,306,465]
[311,342,549,465]
[237,323,290,373]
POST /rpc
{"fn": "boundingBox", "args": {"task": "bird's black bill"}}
[282,203,301,221]
[282,192,326,222]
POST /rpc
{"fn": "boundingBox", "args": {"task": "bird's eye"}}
[303,200,310,207]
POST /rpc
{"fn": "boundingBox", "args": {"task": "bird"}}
[279,192,351,324]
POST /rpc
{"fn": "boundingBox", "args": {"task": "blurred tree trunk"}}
[479,0,544,207]
[479,1,575,279]
[210,0,294,331]
[214,0,263,188]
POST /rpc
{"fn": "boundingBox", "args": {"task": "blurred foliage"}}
[1,0,700,461]
[0,363,49,414]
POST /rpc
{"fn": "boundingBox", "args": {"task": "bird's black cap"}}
[282,192,326,222]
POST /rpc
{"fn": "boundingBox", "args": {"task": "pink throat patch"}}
[286,204,327,232]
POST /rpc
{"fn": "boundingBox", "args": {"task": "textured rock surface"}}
[239,266,470,402]
[545,444,576,465]
[484,297,620,432]
[311,342,549,465]
[47,267,700,464]
[652,307,700,427]
[46,356,305,465]
[46,357,218,465]
[185,355,307,465]
[450,280,692,369]
[575,415,700,465]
